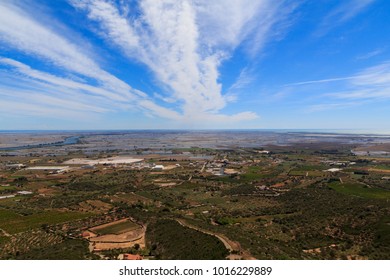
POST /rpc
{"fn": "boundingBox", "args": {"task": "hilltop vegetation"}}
[146,219,228,260]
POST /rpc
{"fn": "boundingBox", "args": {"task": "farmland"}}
[0,209,91,234]
[329,182,390,200]
[91,219,141,235]
[0,130,390,259]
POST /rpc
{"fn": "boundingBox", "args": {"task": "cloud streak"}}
[285,61,390,113]
[317,0,376,35]
[0,1,141,100]
[69,0,293,121]
[0,0,296,126]
[0,1,197,122]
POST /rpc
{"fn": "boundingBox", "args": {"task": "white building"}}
[152,165,164,171]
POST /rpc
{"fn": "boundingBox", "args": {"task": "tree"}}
[14,176,28,187]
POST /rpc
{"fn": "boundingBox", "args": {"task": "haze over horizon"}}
[1,0,390,130]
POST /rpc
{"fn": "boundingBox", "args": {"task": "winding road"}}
[175,218,255,260]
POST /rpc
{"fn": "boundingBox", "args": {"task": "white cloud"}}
[0,68,113,119]
[0,101,102,121]
[285,61,390,89]
[224,68,256,103]
[194,0,270,50]
[229,68,255,91]
[1,0,295,126]
[306,102,363,113]
[285,76,359,86]
[332,0,376,22]
[356,48,384,60]
[317,0,376,35]
[0,2,191,121]
[72,0,139,49]
[0,2,115,92]
[324,62,390,101]
[69,0,294,121]
[0,58,128,102]
[290,61,390,112]
[0,58,189,120]
[138,100,182,120]
[189,111,259,123]
[0,1,140,100]
[351,62,390,86]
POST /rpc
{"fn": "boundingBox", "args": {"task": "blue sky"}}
[1,0,390,130]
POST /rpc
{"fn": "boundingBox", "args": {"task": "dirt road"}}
[175,218,255,260]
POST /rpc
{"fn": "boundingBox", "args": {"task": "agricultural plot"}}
[239,166,277,181]
[0,209,91,234]
[13,239,95,260]
[114,193,153,205]
[91,219,141,235]
[0,185,17,191]
[0,229,63,259]
[329,182,390,200]
[288,170,325,177]
[86,218,146,252]
[368,168,390,174]
[78,200,112,213]
[372,164,390,170]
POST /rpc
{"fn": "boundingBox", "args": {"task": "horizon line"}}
[1,128,390,136]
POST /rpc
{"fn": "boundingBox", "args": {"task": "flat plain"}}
[0,130,389,259]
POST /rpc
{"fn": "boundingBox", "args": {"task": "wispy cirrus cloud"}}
[305,62,390,101]
[317,0,376,35]
[326,62,390,100]
[0,1,141,100]
[0,99,100,120]
[306,101,364,113]
[0,0,296,126]
[287,60,390,112]
[284,76,360,86]
[228,68,256,91]
[351,62,390,87]
[0,59,115,119]
[286,61,390,92]
[69,0,295,121]
[0,58,128,102]
[0,1,191,121]
[356,48,384,60]
[329,0,375,22]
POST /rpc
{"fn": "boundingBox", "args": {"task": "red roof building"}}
[123,254,143,260]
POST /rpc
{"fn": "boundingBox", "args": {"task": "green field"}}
[289,170,324,177]
[0,185,17,191]
[329,182,390,199]
[116,193,152,205]
[373,165,390,170]
[92,220,140,235]
[0,209,91,234]
[240,166,275,181]
[296,165,326,171]
[241,172,272,180]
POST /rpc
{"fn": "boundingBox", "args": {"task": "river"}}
[0,136,80,151]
